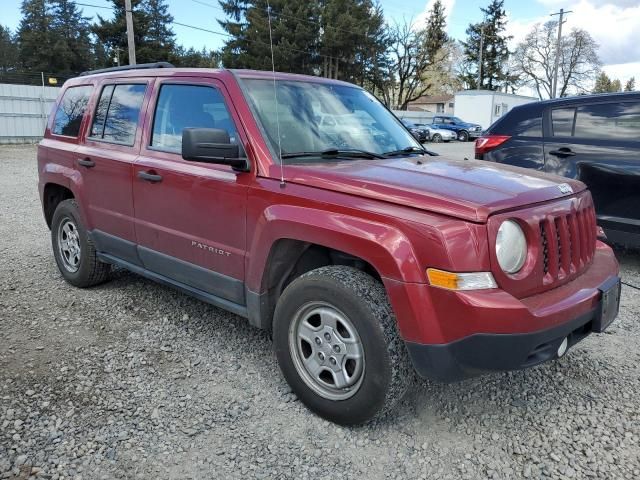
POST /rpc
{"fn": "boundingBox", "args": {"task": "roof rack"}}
[79,62,175,77]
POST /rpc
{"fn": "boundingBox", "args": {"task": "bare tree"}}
[513,21,601,99]
[383,19,457,109]
[382,21,428,109]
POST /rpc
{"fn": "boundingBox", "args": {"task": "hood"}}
[281,156,586,222]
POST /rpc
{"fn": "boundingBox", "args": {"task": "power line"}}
[74,2,112,10]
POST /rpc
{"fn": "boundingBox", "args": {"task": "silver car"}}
[416,124,457,142]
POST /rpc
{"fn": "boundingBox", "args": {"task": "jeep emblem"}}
[558,183,573,194]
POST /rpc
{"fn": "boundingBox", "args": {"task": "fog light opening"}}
[557,337,568,358]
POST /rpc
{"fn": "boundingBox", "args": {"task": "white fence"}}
[0,83,60,144]
[392,110,435,124]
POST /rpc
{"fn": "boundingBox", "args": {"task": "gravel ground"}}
[1,144,639,480]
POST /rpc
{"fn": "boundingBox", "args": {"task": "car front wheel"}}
[457,130,469,142]
[432,134,442,143]
[273,266,413,425]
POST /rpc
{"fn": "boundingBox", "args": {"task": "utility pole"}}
[550,8,572,98]
[124,0,136,65]
[477,24,484,90]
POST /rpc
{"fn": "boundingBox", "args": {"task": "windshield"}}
[240,78,421,162]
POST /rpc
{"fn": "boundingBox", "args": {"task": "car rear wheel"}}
[51,199,110,288]
[457,130,469,142]
[432,134,442,143]
[273,266,413,425]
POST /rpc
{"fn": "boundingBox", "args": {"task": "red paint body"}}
[38,68,619,347]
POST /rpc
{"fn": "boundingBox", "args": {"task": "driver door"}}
[132,77,249,305]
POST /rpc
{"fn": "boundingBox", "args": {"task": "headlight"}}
[496,220,527,273]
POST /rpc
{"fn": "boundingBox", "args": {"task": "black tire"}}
[457,130,469,142]
[432,134,442,143]
[273,266,413,425]
[51,199,110,288]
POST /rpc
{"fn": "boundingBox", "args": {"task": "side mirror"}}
[181,128,249,171]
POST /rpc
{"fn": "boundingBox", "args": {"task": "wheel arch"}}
[42,183,75,229]
[245,205,424,331]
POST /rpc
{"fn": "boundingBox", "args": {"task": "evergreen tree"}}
[459,0,513,90]
[625,77,636,92]
[219,0,320,74]
[319,0,389,85]
[610,78,622,92]
[424,0,448,63]
[593,72,624,93]
[218,0,389,85]
[172,46,221,67]
[0,25,19,72]
[49,0,93,75]
[93,0,175,65]
[17,0,54,71]
[139,0,176,62]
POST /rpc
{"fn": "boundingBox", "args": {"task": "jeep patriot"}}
[38,63,621,424]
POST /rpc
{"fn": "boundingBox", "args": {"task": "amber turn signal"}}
[426,268,497,291]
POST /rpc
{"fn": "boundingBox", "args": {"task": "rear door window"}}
[551,107,576,137]
[52,85,93,137]
[574,101,640,140]
[150,84,238,153]
[89,84,147,145]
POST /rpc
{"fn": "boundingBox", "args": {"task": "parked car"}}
[431,115,483,141]
[39,64,620,425]
[475,92,640,249]
[401,119,428,143]
[415,123,456,142]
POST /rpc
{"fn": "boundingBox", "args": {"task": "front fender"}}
[246,204,424,291]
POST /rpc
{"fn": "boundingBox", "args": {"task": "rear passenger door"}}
[543,100,640,236]
[76,80,151,265]
[132,78,249,306]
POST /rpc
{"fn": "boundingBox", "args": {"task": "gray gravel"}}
[1,144,639,479]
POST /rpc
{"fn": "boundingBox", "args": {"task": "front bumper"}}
[392,243,620,382]
[406,288,615,382]
[468,129,482,138]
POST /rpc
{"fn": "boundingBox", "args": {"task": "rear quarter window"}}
[511,115,542,137]
[487,106,542,137]
[51,85,93,137]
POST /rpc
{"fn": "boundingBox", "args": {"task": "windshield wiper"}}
[383,146,427,157]
[281,148,385,160]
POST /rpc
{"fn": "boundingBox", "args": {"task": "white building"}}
[453,90,537,130]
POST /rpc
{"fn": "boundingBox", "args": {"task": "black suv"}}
[476,92,640,249]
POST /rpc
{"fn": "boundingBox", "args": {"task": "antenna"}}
[266,0,285,188]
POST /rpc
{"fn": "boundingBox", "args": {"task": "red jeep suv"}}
[38,63,621,425]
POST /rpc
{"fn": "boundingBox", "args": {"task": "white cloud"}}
[602,62,640,86]
[504,1,640,77]
[564,0,640,65]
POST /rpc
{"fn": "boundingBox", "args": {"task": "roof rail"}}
[79,62,175,76]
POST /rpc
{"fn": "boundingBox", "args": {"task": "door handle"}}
[548,148,576,157]
[77,158,95,168]
[137,170,163,183]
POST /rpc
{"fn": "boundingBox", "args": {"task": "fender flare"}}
[246,204,425,292]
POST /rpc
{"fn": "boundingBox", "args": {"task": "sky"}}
[2,0,639,87]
